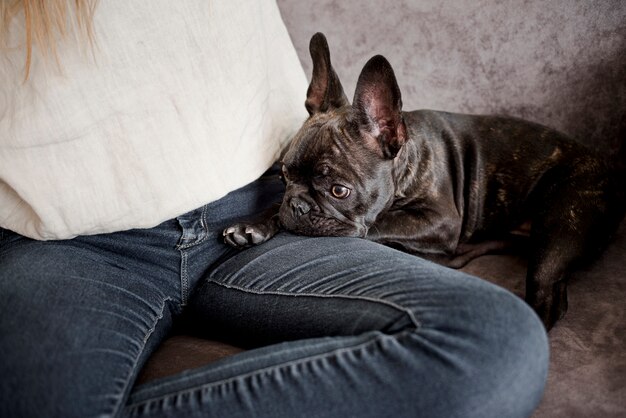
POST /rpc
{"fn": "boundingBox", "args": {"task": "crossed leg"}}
[128,233,549,418]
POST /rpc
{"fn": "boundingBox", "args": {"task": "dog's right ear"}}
[305,33,349,115]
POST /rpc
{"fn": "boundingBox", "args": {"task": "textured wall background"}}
[277,0,626,156]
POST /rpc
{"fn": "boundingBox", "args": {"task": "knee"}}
[485,289,549,388]
[425,285,550,417]
[489,291,549,416]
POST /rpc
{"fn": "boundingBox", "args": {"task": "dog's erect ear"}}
[353,55,407,159]
[305,33,349,115]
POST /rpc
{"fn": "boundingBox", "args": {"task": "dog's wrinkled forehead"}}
[283,110,356,174]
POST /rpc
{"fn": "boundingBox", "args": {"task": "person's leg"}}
[126,233,549,418]
[0,222,186,417]
[0,167,284,418]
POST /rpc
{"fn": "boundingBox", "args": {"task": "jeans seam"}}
[204,279,421,329]
[116,297,172,416]
[125,329,413,411]
[180,250,189,306]
[177,204,209,305]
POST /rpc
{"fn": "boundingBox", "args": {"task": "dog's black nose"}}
[290,198,311,217]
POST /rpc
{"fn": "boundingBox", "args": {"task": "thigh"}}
[192,233,531,346]
[0,227,181,418]
[127,233,549,418]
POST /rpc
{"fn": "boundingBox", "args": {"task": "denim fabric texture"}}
[0,167,549,418]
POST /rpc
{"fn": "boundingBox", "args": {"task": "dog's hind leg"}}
[524,238,574,331]
[524,167,621,330]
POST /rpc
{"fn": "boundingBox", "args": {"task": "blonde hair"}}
[1,0,97,80]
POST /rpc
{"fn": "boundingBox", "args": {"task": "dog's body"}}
[224,33,624,329]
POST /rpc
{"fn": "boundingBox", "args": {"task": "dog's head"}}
[279,33,408,237]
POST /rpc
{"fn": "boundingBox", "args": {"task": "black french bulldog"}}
[224,32,624,330]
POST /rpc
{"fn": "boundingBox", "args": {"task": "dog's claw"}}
[223,221,277,249]
[223,223,257,248]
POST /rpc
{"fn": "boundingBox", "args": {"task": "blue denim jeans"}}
[0,167,549,418]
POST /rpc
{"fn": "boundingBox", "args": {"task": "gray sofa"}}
[138,1,626,416]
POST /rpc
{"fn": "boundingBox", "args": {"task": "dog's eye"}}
[331,184,351,199]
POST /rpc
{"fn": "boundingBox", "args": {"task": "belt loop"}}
[176,205,209,249]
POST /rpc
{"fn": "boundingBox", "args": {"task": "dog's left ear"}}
[353,55,407,159]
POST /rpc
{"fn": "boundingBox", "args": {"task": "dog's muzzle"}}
[289,196,311,217]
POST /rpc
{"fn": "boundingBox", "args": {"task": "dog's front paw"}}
[223,222,277,248]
